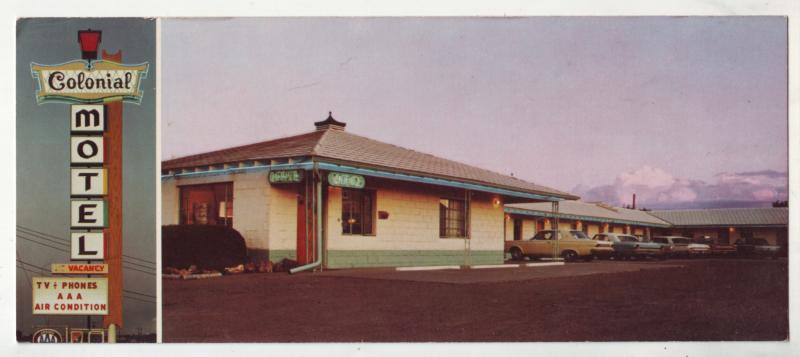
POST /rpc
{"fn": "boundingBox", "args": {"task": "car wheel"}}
[561,250,578,262]
[510,248,524,261]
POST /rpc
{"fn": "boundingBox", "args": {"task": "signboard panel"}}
[328,172,366,189]
[30,60,148,104]
[70,200,107,228]
[269,169,304,184]
[32,277,108,315]
[70,232,105,260]
[71,168,107,196]
[52,263,108,274]
[70,104,106,132]
[70,136,104,165]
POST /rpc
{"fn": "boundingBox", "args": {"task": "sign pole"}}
[101,49,123,342]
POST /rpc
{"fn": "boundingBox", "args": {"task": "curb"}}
[395,262,565,271]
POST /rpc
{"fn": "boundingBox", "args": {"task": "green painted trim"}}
[247,248,297,263]
[326,250,503,269]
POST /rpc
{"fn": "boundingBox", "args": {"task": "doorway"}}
[513,219,522,241]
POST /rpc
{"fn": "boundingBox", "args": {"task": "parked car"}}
[505,229,597,262]
[592,233,666,260]
[734,238,780,259]
[693,235,737,256]
[651,236,710,258]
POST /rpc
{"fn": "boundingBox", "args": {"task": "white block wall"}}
[325,183,504,252]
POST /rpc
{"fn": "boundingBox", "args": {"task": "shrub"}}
[162,225,248,271]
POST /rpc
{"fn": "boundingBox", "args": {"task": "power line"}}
[122,289,156,299]
[14,245,156,276]
[16,235,156,274]
[17,225,156,266]
[122,295,155,304]
[122,259,157,270]
[16,227,69,246]
[17,235,70,253]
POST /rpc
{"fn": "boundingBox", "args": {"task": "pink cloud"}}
[573,167,787,209]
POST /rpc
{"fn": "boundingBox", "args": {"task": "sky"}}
[16,18,157,336]
[162,17,788,209]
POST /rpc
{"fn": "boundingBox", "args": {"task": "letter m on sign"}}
[71,105,106,133]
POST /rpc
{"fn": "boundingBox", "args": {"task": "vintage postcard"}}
[5,2,799,356]
[159,17,788,343]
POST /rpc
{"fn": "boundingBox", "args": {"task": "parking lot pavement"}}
[163,258,787,342]
[317,260,686,284]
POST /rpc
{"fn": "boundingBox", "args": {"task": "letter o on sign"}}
[71,136,104,165]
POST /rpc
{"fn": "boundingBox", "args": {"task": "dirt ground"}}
[162,258,788,342]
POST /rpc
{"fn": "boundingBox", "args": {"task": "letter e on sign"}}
[70,105,106,132]
[71,136,104,165]
[71,232,104,260]
[70,200,106,228]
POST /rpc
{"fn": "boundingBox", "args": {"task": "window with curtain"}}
[439,198,467,238]
[341,188,375,235]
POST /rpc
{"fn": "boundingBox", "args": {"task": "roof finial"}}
[315,111,347,131]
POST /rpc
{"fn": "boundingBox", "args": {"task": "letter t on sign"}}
[71,168,107,196]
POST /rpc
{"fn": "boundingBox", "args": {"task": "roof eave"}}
[312,156,576,201]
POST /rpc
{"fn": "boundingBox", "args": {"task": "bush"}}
[162,225,248,271]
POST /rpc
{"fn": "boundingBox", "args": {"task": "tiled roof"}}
[506,200,671,226]
[162,130,326,170]
[648,207,788,227]
[163,126,578,200]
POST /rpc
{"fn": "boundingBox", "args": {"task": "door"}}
[717,228,730,245]
[296,182,315,265]
[513,219,522,241]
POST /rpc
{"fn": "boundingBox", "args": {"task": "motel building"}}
[648,208,789,248]
[161,114,578,269]
[503,200,672,242]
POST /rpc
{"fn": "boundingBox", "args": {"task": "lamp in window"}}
[729,227,735,233]
[347,218,357,225]
[78,29,102,63]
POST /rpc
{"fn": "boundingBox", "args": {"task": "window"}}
[532,231,559,241]
[341,188,375,235]
[439,198,467,238]
[594,234,607,241]
[570,231,590,239]
[179,182,233,226]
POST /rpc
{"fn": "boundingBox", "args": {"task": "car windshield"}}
[570,231,589,239]
[752,238,769,245]
[672,238,691,244]
[619,235,639,242]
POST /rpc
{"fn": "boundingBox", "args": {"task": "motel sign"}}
[28,28,149,341]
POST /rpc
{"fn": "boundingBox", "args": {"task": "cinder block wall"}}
[161,172,277,261]
[161,179,179,226]
[266,184,298,261]
[324,179,505,268]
